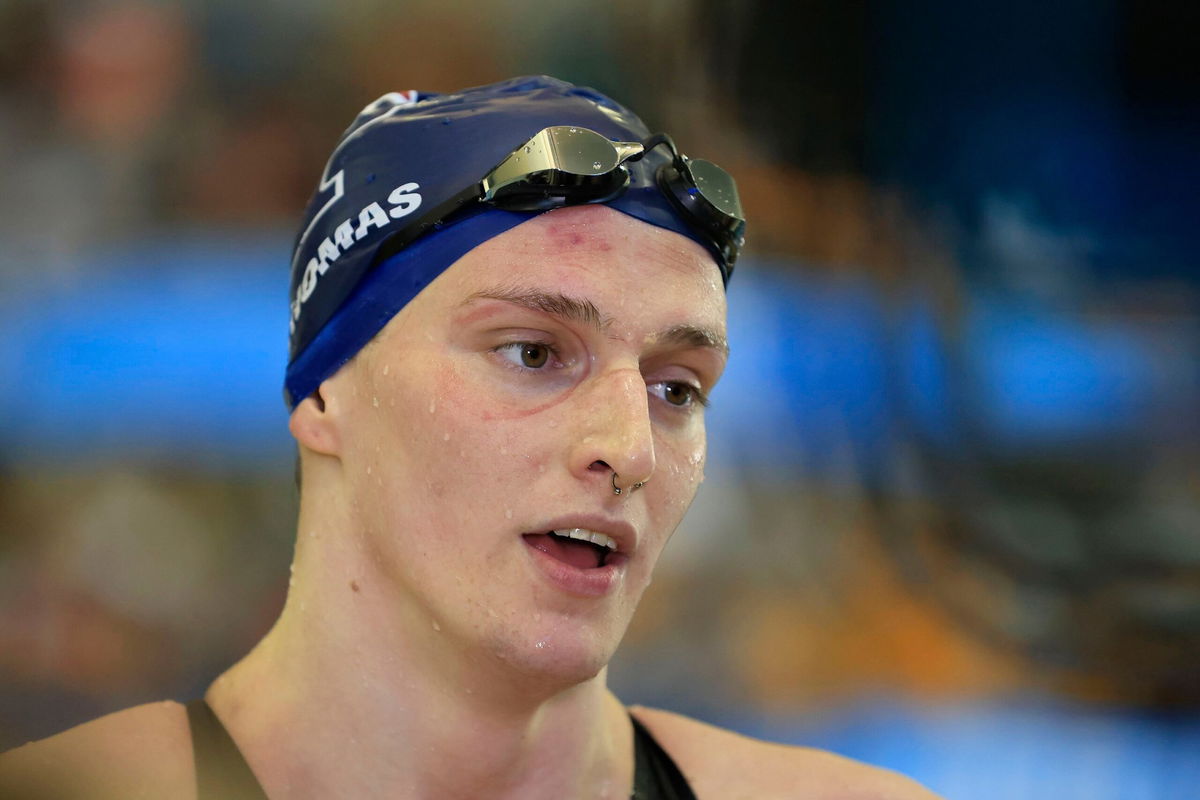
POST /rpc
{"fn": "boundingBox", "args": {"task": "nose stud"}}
[612,473,646,496]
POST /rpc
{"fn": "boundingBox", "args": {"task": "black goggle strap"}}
[373,127,743,278]
[374,127,645,262]
[638,132,687,172]
[369,178,492,266]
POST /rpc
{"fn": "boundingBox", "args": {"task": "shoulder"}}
[0,700,195,800]
[629,705,942,800]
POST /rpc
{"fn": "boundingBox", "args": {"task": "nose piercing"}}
[612,473,646,495]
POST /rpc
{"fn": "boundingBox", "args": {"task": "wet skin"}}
[0,204,941,800]
[316,203,729,692]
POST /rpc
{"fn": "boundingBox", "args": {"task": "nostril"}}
[588,460,612,473]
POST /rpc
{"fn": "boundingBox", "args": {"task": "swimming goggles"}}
[374,126,745,283]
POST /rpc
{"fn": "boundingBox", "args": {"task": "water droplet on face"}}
[534,640,548,650]
[432,620,442,632]
[505,508,513,519]
[382,365,390,376]
[443,432,451,442]
[372,396,380,408]
[429,399,437,414]
[366,466,372,475]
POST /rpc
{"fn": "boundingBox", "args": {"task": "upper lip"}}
[532,514,638,556]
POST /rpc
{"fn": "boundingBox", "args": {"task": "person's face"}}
[324,205,728,684]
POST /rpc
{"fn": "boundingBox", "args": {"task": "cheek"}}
[423,363,551,492]
[355,364,504,557]
[347,359,471,499]
[649,428,708,530]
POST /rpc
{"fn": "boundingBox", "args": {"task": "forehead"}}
[426,205,727,324]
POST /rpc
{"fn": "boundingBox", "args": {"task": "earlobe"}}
[289,387,341,456]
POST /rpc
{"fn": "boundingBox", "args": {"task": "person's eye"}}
[649,381,709,409]
[494,341,555,369]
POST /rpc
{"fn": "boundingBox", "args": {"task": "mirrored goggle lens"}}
[478,126,743,280]
[482,127,644,206]
[687,158,744,221]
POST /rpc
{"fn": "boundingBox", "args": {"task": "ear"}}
[288,385,341,456]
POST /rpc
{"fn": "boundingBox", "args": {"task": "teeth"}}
[552,528,617,551]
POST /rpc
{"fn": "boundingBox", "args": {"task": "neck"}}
[206,492,634,800]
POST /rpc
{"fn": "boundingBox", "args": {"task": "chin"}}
[483,626,619,692]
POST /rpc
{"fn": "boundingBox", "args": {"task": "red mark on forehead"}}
[543,221,613,253]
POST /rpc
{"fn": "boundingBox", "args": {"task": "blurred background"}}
[1,0,1197,797]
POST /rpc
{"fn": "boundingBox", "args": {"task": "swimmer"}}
[1,75,939,800]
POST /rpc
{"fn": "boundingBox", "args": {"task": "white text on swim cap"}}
[290,181,423,333]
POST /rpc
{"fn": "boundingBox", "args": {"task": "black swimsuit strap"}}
[187,698,695,800]
[630,712,699,800]
[186,699,269,800]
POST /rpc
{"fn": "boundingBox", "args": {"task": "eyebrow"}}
[462,286,610,333]
[655,324,730,357]
[462,284,728,356]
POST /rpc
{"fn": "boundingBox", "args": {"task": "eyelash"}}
[650,381,710,409]
[492,341,709,411]
[492,340,562,371]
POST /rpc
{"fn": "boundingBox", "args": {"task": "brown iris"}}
[520,343,550,368]
[662,383,692,406]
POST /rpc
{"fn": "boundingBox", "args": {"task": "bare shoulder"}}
[629,705,942,800]
[0,700,195,800]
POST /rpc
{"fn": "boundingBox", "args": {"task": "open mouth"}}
[522,529,617,569]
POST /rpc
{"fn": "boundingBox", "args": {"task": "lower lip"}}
[522,537,629,597]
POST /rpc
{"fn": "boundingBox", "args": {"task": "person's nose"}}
[568,366,656,495]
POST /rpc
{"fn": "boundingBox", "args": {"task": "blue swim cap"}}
[285,75,733,409]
